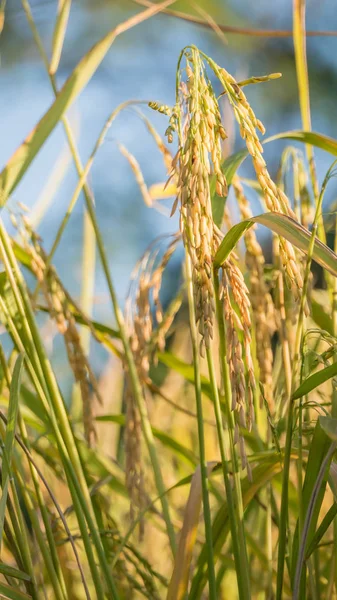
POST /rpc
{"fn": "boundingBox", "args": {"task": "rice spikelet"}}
[125,236,179,531]
[209,62,303,297]
[20,218,102,446]
[233,177,276,406]
[170,48,227,354]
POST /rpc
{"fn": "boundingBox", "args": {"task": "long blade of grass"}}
[167,462,217,600]
[305,503,337,559]
[292,361,337,400]
[290,421,332,593]
[213,212,337,277]
[0,355,24,550]
[189,452,298,598]
[0,222,118,599]
[2,355,24,486]
[49,0,72,75]
[0,582,32,600]
[0,0,175,204]
[131,0,337,38]
[0,564,30,582]
[293,442,336,600]
[265,130,337,155]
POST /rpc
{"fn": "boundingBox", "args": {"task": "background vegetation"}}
[1,1,337,599]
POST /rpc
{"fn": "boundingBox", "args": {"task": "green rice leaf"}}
[319,416,337,442]
[0,582,32,600]
[265,130,337,156]
[0,564,31,582]
[0,354,24,549]
[290,422,332,584]
[305,502,337,559]
[211,130,337,230]
[213,212,337,277]
[189,453,289,598]
[292,362,337,400]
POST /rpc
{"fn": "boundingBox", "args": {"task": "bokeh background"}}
[2,0,337,385]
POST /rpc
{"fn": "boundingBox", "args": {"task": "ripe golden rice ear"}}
[168,47,230,354]
[125,235,178,535]
[220,260,255,435]
[200,55,303,295]
[233,177,275,406]
[19,219,103,446]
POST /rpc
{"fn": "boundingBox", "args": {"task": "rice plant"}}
[1,1,337,599]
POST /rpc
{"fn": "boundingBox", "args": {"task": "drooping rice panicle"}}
[18,216,102,446]
[125,236,178,529]
[233,177,276,406]
[220,256,256,432]
[204,58,304,298]
[168,48,228,354]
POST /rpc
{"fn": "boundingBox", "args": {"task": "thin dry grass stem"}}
[168,49,227,355]
[213,64,303,298]
[17,215,102,446]
[135,110,173,174]
[233,177,276,406]
[119,143,153,207]
[131,0,337,38]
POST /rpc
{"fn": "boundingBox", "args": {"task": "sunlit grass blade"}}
[293,439,336,600]
[265,130,337,155]
[0,355,24,550]
[189,452,297,598]
[305,502,337,559]
[167,462,217,600]
[292,361,337,400]
[0,0,5,34]
[214,212,337,276]
[291,422,332,593]
[0,582,32,600]
[0,564,30,582]
[49,0,72,75]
